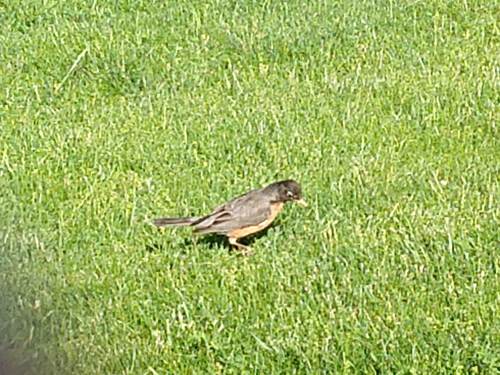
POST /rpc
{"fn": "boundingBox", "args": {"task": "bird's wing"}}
[193,189,271,234]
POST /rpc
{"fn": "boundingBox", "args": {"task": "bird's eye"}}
[286,190,293,197]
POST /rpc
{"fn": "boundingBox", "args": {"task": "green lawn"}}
[1,0,498,373]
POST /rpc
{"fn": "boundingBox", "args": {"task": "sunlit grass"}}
[1,0,498,373]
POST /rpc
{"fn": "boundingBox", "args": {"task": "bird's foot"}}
[229,238,253,256]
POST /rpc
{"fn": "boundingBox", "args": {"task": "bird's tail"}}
[152,217,199,228]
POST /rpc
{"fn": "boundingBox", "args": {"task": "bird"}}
[153,179,307,255]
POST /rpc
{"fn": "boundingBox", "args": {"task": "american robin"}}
[153,179,306,255]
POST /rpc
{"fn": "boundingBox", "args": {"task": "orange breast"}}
[228,202,284,239]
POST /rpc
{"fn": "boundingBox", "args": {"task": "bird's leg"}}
[228,237,252,256]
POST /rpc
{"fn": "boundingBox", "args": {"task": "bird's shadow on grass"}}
[145,222,279,253]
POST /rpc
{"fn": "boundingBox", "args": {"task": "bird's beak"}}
[296,198,308,207]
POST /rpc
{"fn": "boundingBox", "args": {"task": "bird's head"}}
[272,179,307,206]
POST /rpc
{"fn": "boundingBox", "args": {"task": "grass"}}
[0,0,498,373]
